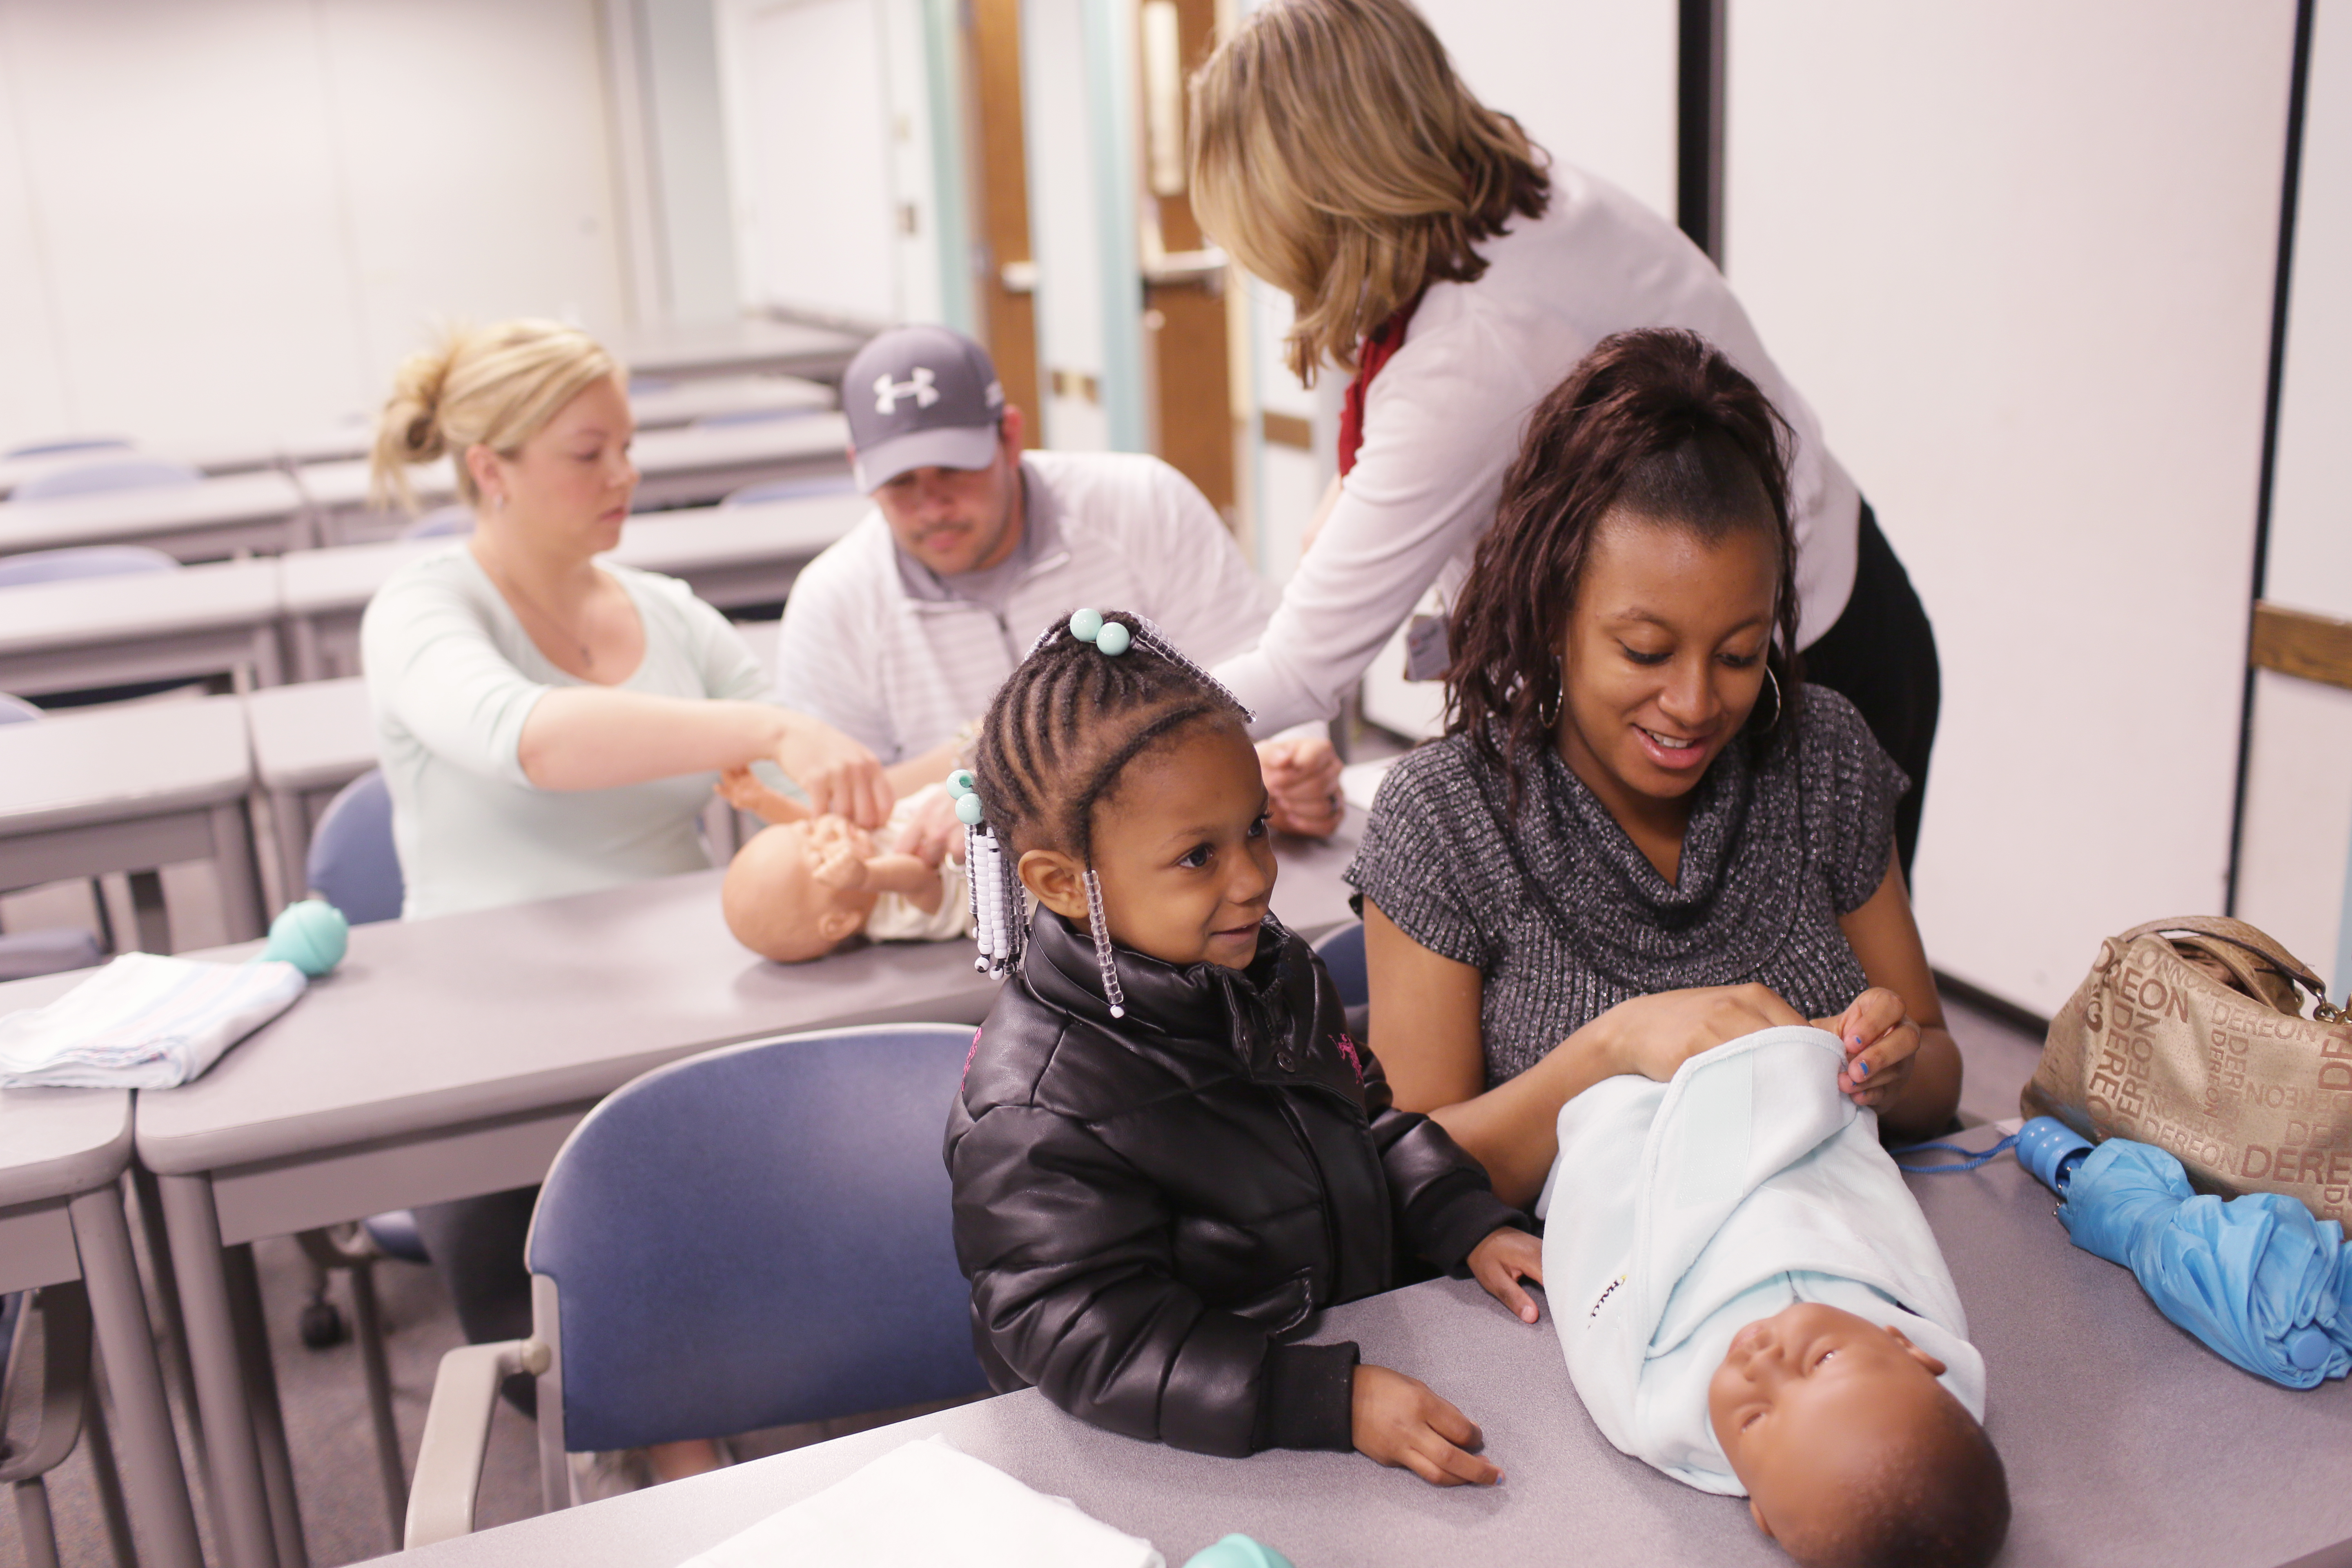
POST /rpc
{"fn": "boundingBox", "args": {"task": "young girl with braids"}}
[943,610,1546,1486]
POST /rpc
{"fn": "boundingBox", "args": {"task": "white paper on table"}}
[0,953,306,1089]
[1339,758,1395,813]
[678,1434,1165,1568]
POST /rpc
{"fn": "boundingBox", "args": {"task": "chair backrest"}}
[527,1024,986,1454]
[9,456,203,502]
[399,504,476,540]
[1312,920,1368,1011]
[0,928,104,983]
[4,437,132,461]
[306,769,404,925]
[0,692,40,724]
[0,545,180,589]
[720,472,858,508]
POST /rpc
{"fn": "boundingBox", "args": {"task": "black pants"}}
[411,1186,541,1416]
[1800,503,1940,882]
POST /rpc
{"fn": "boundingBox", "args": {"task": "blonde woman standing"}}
[364,319,892,920]
[1192,0,1940,873]
[362,319,892,1486]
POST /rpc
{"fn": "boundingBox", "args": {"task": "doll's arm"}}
[860,853,946,912]
[716,764,809,824]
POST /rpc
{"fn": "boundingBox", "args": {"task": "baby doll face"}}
[1085,719,1276,971]
[720,817,880,963]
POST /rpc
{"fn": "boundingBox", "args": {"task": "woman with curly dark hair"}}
[1347,330,1961,1207]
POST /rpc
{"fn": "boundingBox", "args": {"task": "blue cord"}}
[1891,1132,2019,1174]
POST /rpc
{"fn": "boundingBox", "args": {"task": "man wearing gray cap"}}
[773,323,1342,848]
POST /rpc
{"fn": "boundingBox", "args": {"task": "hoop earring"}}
[1757,665,1784,733]
[1536,661,1564,728]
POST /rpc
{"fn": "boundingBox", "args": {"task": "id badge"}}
[1403,612,1450,682]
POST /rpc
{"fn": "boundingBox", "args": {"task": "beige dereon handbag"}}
[2022,915,2352,1227]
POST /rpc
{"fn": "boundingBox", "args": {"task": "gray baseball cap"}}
[842,324,1007,491]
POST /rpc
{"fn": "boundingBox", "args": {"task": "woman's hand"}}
[1351,1365,1500,1486]
[1467,1227,1544,1325]
[1258,736,1344,838]
[1819,986,1922,1112]
[1596,984,1806,1083]
[774,716,892,829]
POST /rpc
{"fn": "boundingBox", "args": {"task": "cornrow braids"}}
[958,610,1253,1008]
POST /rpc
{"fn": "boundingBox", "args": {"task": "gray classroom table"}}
[0,693,266,952]
[132,822,1363,1568]
[276,495,866,681]
[624,374,833,430]
[610,412,850,510]
[245,677,376,907]
[612,318,868,385]
[0,556,285,699]
[371,1157,2352,1568]
[0,1070,205,1568]
[0,469,311,561]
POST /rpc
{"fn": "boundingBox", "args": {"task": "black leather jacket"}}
[945,910,1525,1457]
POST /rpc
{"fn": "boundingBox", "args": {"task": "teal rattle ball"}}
[1183,1537,1294,1568]
[955,792,986,825]
[1095,620,1131,655]
[1069,607,1104,642]
[947,768,977,797]
[263,899,348,977]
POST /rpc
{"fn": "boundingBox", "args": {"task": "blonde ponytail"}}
[369,320,621,510]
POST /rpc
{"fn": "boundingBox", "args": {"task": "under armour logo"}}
[873,366,940,414]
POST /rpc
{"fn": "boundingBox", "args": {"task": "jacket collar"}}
[1021,910,1363,1101]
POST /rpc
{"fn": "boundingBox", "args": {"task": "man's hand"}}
[1352,1365,1500,1486]
[1467,1227,1544,1325]
[1818,987,1922,1111]
[1595,984,1806,1083]
[1258,735,1344,838]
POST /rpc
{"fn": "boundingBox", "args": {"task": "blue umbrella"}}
[2017,1118,2352,1388]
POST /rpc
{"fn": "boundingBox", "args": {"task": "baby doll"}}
[1540,1024,2009,1568]
[717,768,969,963]
[946,610,1545,1486]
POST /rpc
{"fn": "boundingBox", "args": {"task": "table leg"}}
[158,1174,279,1568]
[130,871,172,956]
[77,1354,140,1568]
[69,1184,204,1568]
[225,1244,309,1568]
[268,787,308,909]
[129,1167,210,1498]
[209,800,268,940]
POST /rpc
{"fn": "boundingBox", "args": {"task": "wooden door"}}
[965,0,1042,445]
[1140,0,1236,514]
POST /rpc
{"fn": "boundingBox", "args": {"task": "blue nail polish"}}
[1853,1060,1870,1079]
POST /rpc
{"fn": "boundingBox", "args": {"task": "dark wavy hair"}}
[1444,327,1803,805]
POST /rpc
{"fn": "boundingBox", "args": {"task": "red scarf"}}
[1336,288,1427,477]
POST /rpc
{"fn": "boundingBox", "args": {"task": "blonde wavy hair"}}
[370,319,621,510]
[1188,0,1548,385]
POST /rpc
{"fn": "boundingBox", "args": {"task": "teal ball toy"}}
[1183,1537,1294,1568]
[263,900,348,977]
[1095,620,1131,655]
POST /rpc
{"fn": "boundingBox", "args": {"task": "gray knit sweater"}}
[1347,688,1905,1089]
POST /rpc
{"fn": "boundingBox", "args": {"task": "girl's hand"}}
[1596,984,1806,1083]
[1351,1365,1500,1486]
[775,716,891,829]
[1467,1227,1544,1324]
[1821,986,1921,1110]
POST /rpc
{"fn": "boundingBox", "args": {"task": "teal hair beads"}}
[1181,1537,1295,1568]
[262,899,349,977]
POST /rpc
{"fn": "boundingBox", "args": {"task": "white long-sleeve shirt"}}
[772,452,1276,764]
[361,549,769,920]
[1216,162,1862,734]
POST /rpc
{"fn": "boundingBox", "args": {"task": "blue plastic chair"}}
[1313,920,1369,1010]
[0,545,179,589]
[404,1023,988,1544]
[305,769,404,925]
[0,693,38,724]
[720,472,858,507]
[399,504,476,540]
[4,437,131,461]
[9,456,203,502]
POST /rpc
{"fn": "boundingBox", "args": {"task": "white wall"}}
[0,0,628,453]
[2236,0,2352,994]
[1724,2,2298,1013]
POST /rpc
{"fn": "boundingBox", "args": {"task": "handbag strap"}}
[2117,915,2334,1009]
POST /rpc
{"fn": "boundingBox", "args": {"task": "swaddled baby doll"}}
[1540,1025,2009,1568]
[717,768,969,962]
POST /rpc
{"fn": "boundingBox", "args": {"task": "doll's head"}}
[1708,1302,2008,1568]
[721,816,880,963]
[967,610,1269,981]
